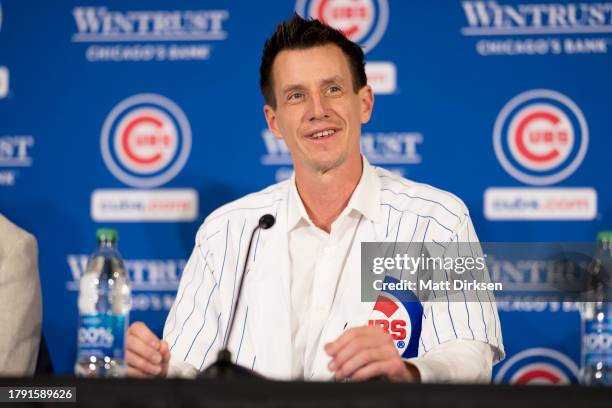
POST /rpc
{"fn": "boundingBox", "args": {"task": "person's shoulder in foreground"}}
[0,214,42,376]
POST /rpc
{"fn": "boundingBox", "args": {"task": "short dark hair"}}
[259,13,367,108]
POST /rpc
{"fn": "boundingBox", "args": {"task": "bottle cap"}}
[596,231,612,244]
[96,228,118,243]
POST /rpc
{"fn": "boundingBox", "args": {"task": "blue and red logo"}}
[493,89,588,186]
[368,276,422,358]
[494,348,579,384]
[101,94,191,188]
[295,0,389,53]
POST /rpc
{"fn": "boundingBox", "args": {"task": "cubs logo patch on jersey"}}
[368,275,422,358]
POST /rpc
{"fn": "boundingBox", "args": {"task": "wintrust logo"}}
[72,6,229,62]
[260,129,422,181]
[461,2,612,35]
[72,7,228,41]
[461,1,612,55]
[67,255,186,311]
[0,135,34,187]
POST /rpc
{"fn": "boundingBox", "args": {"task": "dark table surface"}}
[0,376,610,408]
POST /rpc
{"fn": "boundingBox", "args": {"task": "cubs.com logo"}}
[101,94,191,188]
[494,348,579,385]
[493,89,588,186]
[295,0,389,53]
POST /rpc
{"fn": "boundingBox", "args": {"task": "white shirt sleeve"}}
[167,359,199,378]
[405,339,493,383]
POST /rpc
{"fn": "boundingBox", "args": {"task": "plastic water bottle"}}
[75,228,131,377]
[580,231,612,385]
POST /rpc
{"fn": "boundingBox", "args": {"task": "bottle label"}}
[77,314,127,360]
[584,318,612,365]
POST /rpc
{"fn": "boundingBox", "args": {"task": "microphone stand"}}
[199,214,275,379]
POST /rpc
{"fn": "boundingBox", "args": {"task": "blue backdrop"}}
[0,0,610,383]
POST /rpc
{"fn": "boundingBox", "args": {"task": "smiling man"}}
[126,14,504,383]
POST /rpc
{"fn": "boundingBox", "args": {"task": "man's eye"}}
[326,86,342,95]
[288,93,304,101]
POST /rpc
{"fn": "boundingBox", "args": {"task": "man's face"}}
[264,45,373,174]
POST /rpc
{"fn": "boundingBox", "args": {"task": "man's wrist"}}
[402,361,421,383]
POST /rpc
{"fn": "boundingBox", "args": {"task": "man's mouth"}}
[305,128,339,140]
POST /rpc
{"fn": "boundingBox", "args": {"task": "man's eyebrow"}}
[281,83,306,94]
[320,76,344,86]
[281,76,346,94]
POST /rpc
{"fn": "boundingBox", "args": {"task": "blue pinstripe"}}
[464,216,500,350]
[385,205,391,238]
[381,188,461,222]
[442,267,458,340]
[207,230,220,240]
[170,261,209,352]
[416,219,430,298]
[381,203,454,235]
[399,214,419,281]
[378,174,464,214]
[431,239,448,250]
[235,306,249,363]
[392,210,403,261]
[462,227,489,343]
[184,282,218,360]
[218,220,230,284]
[223,219,246,346]
[461,289,476,341]
[439,242,458,340]
[430,305,441,344]
[253,228,262,262]
[420,336,428,353]
[451,230,476,341]
[165,253,203,342]
[200,314,222,370]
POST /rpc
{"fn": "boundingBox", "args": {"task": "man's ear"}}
[264,104,283,140]
[359,85,374,124]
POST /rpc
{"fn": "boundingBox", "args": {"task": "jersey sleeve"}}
[418,213,505,367]
[163,225,224,376]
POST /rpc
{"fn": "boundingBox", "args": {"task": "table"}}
[0,377,609,407]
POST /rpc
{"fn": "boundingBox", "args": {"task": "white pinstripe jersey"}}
[163,160,505,380]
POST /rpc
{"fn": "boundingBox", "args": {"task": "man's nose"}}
[308,94,329,121]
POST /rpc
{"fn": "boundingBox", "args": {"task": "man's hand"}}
[324,325,420,382]
[126,322,171,378]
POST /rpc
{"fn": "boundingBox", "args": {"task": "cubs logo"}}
[101,94,191,188]
[295,0,389,53]
[494,348,579,384]
[493,89,588,186]
[368,276,422,358]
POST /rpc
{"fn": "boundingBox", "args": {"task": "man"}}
[127,14,504,382]
[0,214,42,376]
